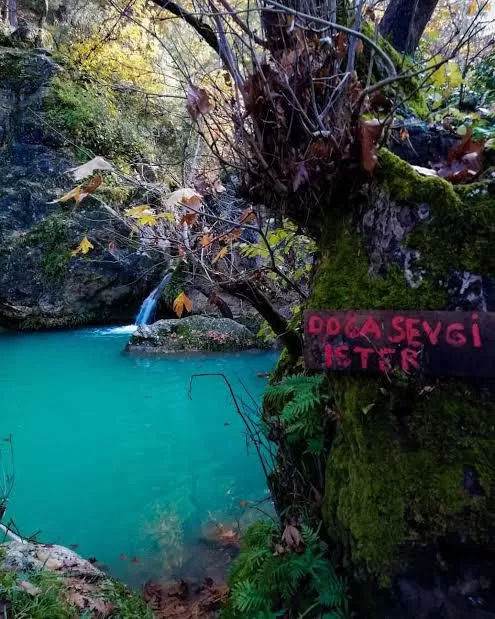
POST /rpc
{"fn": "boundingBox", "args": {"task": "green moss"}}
[377,149,495,277]
[22,214,72,281]
[322,377,495,586]
[308,225,446,312]
[360,23,429,119]
[102,580,154,618]
[19,312,99,331]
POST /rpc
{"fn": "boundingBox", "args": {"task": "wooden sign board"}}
[304,310,495,377]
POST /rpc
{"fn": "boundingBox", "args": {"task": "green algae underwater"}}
[0,327,277,587]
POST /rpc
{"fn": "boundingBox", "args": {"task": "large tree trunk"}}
[379,0,439,54]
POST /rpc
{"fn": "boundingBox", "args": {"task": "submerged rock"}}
[126,316,258,354]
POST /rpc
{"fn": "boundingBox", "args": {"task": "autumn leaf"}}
[138,213,157,226]
[220,228,241,242]
[68,156,113,181]
[125,204,149,218]
[164,188,202,210]
[173,291,193,318]
[400,128,410,141]
[355,39,364,55]
[49,176,102,205]
[212,246,229,264]
[467,0,477,16]
[186,84,214,120]
[200,233,213,247]
[282,524,304,550]
[240,208,257,224]
[359,119,383,173]
[71,237,94,256]
[179,212,198,226]
[48,185,84,205]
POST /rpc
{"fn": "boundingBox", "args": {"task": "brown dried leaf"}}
[359,119,383,173]
[282,524,303,549]
[200,233,213,247]
[186,85,214,120]
[179,213,198,226]
[240,208,257,224]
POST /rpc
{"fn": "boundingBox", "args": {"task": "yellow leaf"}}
[172,291,193,318]
[468,0,477,16]
[155,212,175,221]
[212,246,228,264]
[124,205,149,218]
[48,186,83,205]
[71,236,94,256]
[200,233,213,247]
[138,214,157,226]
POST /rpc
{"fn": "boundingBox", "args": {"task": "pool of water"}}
[0,328,277,586]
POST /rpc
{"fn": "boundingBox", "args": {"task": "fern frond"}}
[232,580,269,614]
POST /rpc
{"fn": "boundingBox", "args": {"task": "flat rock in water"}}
[126,316,258,354]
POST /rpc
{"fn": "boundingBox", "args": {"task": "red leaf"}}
[359,119,383,173]
[179,213,198,226]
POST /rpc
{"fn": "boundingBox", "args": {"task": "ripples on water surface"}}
[0,328,277,586]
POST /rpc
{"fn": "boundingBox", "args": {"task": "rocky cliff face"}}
[0,46,160,329]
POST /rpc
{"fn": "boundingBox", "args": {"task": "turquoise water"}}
[0,328,277,586]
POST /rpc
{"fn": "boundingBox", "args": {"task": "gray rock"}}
[0,47,159,329]
[1,541,103,579]
[126,315,258,354]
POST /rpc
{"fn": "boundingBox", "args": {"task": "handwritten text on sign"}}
[304,310,495,377]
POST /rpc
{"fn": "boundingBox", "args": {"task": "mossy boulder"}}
[126,316,259,354]
[0,540,153,618]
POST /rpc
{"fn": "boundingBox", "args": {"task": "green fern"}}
[265,374,327,446]
[222,521,348,619]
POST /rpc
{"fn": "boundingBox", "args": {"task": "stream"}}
[0,328,277,587]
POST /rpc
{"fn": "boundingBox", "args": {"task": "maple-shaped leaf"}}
[359,119,383,173]
[240,208,257,224]
[179,212,198,226]
[173,291,193,318]
[200,233,213,247]
[71,237,94,256]
[212,246,229,264]
[164,188,202,210]
[69,156,113,181]
[186,84,214,120]
[138,213,157,226]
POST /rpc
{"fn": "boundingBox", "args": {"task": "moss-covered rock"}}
[126,315,260,354]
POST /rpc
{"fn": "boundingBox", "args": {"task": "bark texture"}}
[379,0,439,54]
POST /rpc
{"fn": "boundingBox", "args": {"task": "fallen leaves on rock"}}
[64,578,116,617]
[431,127,485,183]
[144,578,228,618]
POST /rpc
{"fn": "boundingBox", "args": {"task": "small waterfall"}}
[135,272,174,326]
